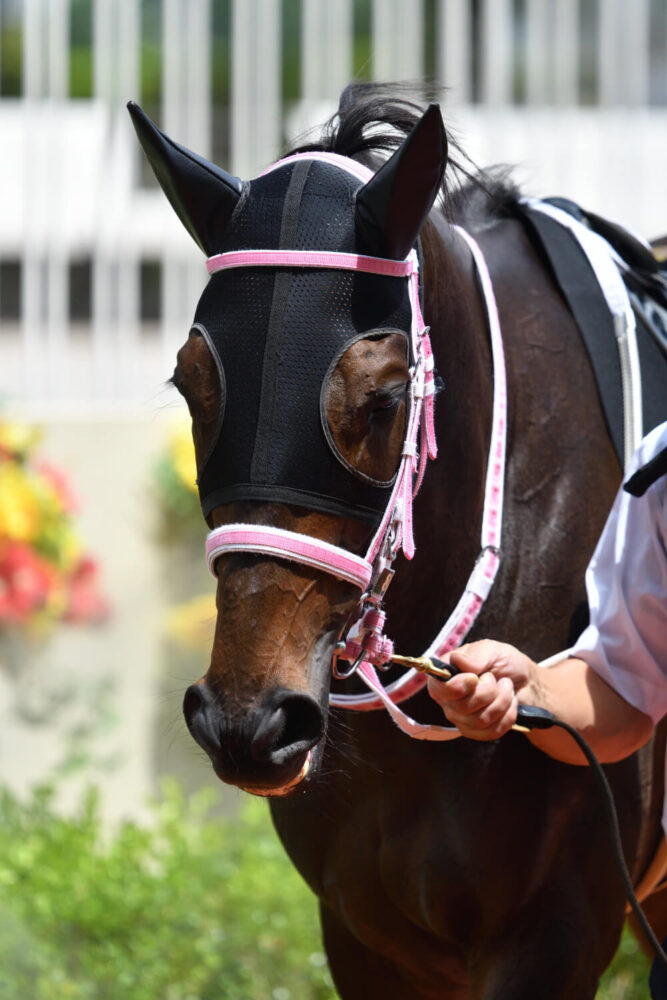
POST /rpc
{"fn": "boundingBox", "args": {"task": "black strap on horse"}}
[516,200,667,468]
[522,706,667,974]
[406,654,667,974]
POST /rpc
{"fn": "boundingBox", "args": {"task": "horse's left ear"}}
[355,104,447,260]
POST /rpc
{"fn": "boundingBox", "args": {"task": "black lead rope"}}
[526,709,667,973]
[423,656,667,973]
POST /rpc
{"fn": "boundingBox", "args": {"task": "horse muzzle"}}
[182,681,323,796]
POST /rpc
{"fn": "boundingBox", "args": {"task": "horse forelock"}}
[287,81,521,226]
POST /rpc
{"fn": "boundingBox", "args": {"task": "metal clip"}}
[369,565,394,602]
[332,642,366,680]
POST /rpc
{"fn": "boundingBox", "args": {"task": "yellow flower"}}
[166,593,216,651]
[57,526,83,572]
[0,421,42,459]
[168,423,198,495]
[37,516,82,571]
[34,474,66,522]
[0,464,41,543]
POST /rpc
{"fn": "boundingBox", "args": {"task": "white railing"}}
[1,0,666,408]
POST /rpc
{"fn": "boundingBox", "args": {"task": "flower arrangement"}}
[0,421,108,635]
[155,420,216,650]
[153,419,203,542]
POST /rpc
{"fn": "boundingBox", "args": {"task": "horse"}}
[129,85,667,998]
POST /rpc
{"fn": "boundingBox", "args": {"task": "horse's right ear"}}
[127,101,243,257]
[355,103,447,260]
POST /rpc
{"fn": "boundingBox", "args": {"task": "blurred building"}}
[0,0,665,408]
[0,0,665,818]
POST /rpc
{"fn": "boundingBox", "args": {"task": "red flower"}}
[0,542,55,624]
[64,557,110,625]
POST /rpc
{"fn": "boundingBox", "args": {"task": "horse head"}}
[129,100,447,796]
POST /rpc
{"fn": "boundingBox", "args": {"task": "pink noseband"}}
[206,523,373,592]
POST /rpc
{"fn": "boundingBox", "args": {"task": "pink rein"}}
[203,153,507,742]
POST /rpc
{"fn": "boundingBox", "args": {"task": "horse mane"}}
[288,81,521,224]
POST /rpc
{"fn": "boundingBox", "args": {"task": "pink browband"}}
[207,250,414,279]
[203,152,507,743]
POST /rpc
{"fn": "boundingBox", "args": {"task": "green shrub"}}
[597,925,650,1000]
[0,779,652,999]
[0,781,334,1000]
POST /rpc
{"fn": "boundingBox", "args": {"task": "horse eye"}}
[369,388,406,423]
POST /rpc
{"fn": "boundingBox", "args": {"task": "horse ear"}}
[127,101,243,257]
[355,104,447,260]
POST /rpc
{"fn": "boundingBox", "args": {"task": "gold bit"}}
[390,653,453,680]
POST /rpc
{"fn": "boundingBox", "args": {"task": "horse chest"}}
[274,746,491,943]
[275,727,594,946]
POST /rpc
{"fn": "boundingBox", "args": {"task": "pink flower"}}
[34,460,79,513]
[0,542,55,624]
[64,557,110,625]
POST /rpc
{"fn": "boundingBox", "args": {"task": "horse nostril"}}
[251,692,323,765]
[183,683,210,736]
[251,707,287,762]
[183,681,227,760]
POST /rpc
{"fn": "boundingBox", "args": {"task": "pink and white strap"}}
[203,151,507,743]
[208,250,414,280]
[206,524,373,591]
[328,226,507,740]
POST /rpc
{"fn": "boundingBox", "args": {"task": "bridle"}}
[204,152,508,742]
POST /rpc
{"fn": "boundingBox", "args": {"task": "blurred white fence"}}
[1,0,667,408]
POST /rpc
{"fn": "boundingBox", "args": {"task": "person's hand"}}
[427,640,539,740]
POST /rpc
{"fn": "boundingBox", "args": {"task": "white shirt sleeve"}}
[571,422,667,724]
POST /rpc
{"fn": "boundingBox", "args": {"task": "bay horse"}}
[129,86,666,998]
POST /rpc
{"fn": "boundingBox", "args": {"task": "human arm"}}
[426,640,654,765]
[428,424,667,763]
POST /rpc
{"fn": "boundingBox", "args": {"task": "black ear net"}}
[127,101,243,257]
[355,103,447,260]
[128,100,447,262]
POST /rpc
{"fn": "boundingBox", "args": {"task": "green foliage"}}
[597,925,651,999]
[0,781,334,1000]
[152,450,202,545]
[0,22,21,97]
[69,0,92,97]
[0,779,653,999]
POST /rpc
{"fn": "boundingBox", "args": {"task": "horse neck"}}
[386,214,496,652]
